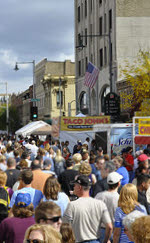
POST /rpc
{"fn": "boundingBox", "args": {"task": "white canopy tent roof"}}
[15,120,52,137]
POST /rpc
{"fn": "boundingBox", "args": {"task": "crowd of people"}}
[0,134,150,242]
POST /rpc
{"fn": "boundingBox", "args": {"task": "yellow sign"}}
[61,116,110,131]
[139,118,150,135]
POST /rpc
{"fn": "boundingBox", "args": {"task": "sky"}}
[0,0,74,95]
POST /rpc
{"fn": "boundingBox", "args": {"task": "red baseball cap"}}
[138,154,148,162]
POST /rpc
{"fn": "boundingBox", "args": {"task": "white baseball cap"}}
[107,172,123,184]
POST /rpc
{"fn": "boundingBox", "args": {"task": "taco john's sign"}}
[61,116,110,131]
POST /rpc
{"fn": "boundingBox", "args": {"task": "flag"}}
[84,62,99,88]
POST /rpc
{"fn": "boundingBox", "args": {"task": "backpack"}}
[0,187,10,223]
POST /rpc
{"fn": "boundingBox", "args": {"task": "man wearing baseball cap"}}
[63,175,112,243]
[95,172,123,242]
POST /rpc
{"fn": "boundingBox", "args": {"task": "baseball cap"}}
[107,172,123,184]
[15,193,31,207]
[71,175,92,187]
[138,154,148,162]
[43,159,51,168]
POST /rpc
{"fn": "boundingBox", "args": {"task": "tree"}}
[120,50,150,115]
[0,105,21,134]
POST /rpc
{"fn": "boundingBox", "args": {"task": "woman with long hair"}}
[60,223,75,243]
[113,183,147,243]
[54,149,65,176]
[43,176,69,216]
[24,224,62,243]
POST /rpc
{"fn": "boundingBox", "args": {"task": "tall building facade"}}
[75,0,150,116]
[35,59,76,121]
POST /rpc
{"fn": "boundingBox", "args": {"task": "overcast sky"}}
[0,0,74,95]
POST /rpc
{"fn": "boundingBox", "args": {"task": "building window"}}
[82,59,84,75]
[99,17,103,36]
[109,9,112,29]
[99,0,102,5]
[78,60,81,76]
[85,57,88,71]
[56,91,63,108]
[85,28,87,45]
[85,0,87,17]
[78,33,81,46]
[100,48,103,68]
[90,54,93,63]
[81,3,83,20]
[90,0,92,12]
[104,46,107,65]
[104,13,107,33]
[110,43,112,62]
[78,6,80,22]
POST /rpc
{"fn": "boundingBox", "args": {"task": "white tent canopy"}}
[15,120,52,137]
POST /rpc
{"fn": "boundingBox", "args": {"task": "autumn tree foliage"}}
[120,50,150,114]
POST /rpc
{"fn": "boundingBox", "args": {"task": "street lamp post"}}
[0,82,9,134]
[14,60,36,106]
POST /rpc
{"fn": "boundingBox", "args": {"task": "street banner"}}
[61,116,110,131]
[139,118,150,135]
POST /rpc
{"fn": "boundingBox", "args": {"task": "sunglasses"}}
[44,216,61,223]
[26,240,44,243]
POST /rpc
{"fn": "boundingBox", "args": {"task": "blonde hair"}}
[1,147,6,155]
[60,223,75,243]
[131,216,150,243]
[73,153,82,164]
[55,149,63,163]
[0,170,7,186]
[44,143,50,152]
[79,162,92,176]
[118,184,139,214]
[115,156,123,165]
[24,224,62,243]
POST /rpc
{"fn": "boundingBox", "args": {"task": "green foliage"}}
[0,105,21,133]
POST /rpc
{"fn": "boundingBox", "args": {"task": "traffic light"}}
[30,106,38,121]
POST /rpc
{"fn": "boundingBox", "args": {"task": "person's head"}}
[96,156,105,170]
[122,210,145,242]
[18,160,28,170]
[43,159,51,170]
[31,159,41,170]
[1,147,6,155]
[60,223,75,243]
[103,161,116,178]
[73,175,92,197]
[21,151,30,160]
[66,159,74,168]
[65,141,69,146]
[81,150,89,161]
[72,153,82,164]
[79,162,92,176]
[7,157,16,168]
[35,201,62,232]
[107,172,123,190]
[97,147,103,156]
[118,184,139,214]
[138,154,149,169]
[0,170,7,186]
[12,193,34,218]
[111,152,117,160]
[44,143,50,152]
[0,155,6,164]
[86,137,90,142]
[43,176,61,200]
[113,156,123,169]
[131,216,150,243]
[20,169,33,185]
[14,150,20,158]
[89,154,96,164]
[137,174,150,191]
[121,148,127,158]
[104,154,110,161]
[24,224,62,243]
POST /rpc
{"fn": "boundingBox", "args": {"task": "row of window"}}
[78,44,112,77]
[78,0,107,23]
[77,9,112,47]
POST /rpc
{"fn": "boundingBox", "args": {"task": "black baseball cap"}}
[71,175,92,187]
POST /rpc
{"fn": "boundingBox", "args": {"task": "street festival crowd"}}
[0,135,150,242]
